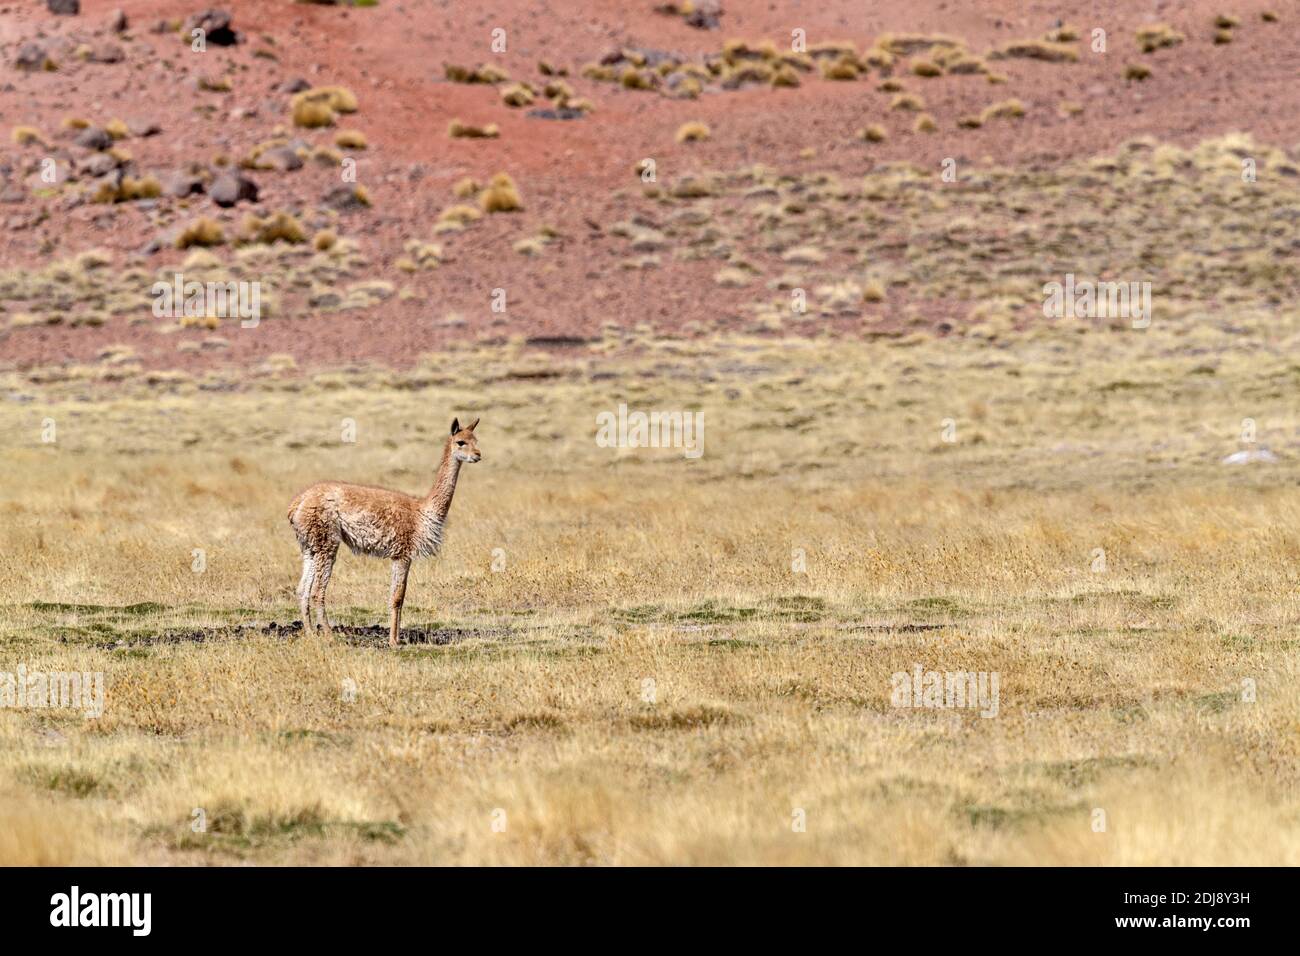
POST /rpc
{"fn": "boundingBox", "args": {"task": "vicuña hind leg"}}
[297,553,315,633]
[311,545,338,637]
[389,558,411,648]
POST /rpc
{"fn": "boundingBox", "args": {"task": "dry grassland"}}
[2,315,1299,864]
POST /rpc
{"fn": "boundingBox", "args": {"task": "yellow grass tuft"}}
[675,121,710,143]
[448,119,500,139]
[292,99,335,128]
[334,129,368,150]
[11,125,46,147]
[175,218,226,249]
[241,211,307,245]
[500,83,535,107]
[479,173,522,213]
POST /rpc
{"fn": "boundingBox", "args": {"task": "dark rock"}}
[47,0,80,15]
[260,146,303,172]
[75,126,113,150]
[183,9,239,46]
[280,77,311,93]
[107,8,128,32]
[527,107,585,121]
[209,170,257,206]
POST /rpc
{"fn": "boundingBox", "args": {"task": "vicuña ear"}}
[450,418,460,436]
[468,417,480,431]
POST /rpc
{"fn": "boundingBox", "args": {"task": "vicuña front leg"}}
[389,558,411,648]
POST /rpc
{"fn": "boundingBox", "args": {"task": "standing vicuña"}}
[287,417,482,646]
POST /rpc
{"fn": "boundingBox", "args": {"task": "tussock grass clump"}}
[1045,24,1080,42]
[957,114,984,129]
[242,212,307,245]
[989,39,1079,62]
[820,56,859,80]
[1213,29,1234,44]
[874,32,963,56]
[620,67,656,90]
[980,98,1026,122]
[334,129,367,150]
[105,118,130,140]
[444,63,510,84]
[1213,14,1240,29]
[437,204,483,227]
[1262,10,1278,22]
[479,173,522,213]
[913,113,937,133]
[292,86,358,118]
[858,124,888,142]
[312,229,337,252]
[11,126,46,146]
[292,99,335,128]
[311,146,342,167]
[120,176,162,201]
[770,65,801,87]
[676,121,710,143]
[175,218,226,249]
[909,59,943,77]
[1125,63,1153,81]
[861,278,887,301]
[448,119,500,139]
[1135,23,1184,52]
[500,83,535,107]
[61,116,90,130]
[890,93,925,111]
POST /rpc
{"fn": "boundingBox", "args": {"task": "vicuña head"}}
[287,415,482,647]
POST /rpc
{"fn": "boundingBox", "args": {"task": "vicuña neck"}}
[425,444,462,521]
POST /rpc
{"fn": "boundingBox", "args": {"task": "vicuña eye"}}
[456,440,466,446]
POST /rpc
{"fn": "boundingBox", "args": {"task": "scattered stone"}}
[323,184,369,210]
[74,126,112,150]
[527,107,585,121]
[89,43,125,64]
[163,171,204,197]
[47,0,80,15]
[259,146,303,172]
[280,77,311,93]
[209,170,257,206]
[183,9,239,46]
[15,43,50,72]
[1222,448,1279,465]
[77,152,119,177]
[128,118,161,137]
[684,0,722,29]
[107,8,128,32]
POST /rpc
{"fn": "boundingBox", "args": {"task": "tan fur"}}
[288,417,481,646]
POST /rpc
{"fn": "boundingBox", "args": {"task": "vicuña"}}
[288,417,482,646]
